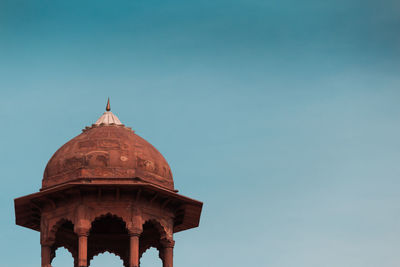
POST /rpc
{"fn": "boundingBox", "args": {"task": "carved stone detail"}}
[160,238,175,248]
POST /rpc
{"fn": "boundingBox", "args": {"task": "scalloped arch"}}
[89,211,129,230]
[88,213,130,267]
[142,218,168,239]
[89,250,127,267]
[48,217,75,242]
[51,245,77,265]
[139,244,163,260]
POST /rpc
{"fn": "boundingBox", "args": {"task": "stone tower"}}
[14,100,203,267]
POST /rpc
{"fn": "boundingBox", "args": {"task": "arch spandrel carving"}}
[160,238,175,248]
[74,204,92,235]
[42,215,75,245]
[160,217,174,239]
[127,206,143,235]
[141,216,172,240]
[40,217,51,246]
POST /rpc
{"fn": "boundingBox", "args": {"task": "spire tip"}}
[106,98,111,111]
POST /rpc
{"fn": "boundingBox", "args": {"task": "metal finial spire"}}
[106,98,111,111]
[95,98,122,125]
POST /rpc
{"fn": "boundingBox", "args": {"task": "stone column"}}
[75,228,89,267]
[78,234,88,267]
[161,238,175,267]
[129,232,141,267]
[41,244,52,267]
[74,204,91,267]
[128,206,142,267]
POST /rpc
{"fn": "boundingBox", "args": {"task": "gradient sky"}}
[1,0,400,266]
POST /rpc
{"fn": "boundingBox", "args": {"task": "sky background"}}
[1,0,400,266]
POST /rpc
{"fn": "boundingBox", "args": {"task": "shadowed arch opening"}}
[50,219,78,266]
[88,214,130,267]
[139,220,167,262]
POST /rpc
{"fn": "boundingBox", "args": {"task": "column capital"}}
[129,232,141,237]
[40,238,55,247]
[160,238,175,248]
[75,227,90,237]
[128,227,142,237]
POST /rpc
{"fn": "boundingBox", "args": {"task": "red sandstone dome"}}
[42,101,174,191]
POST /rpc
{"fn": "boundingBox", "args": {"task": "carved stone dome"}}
[42,102,174,191]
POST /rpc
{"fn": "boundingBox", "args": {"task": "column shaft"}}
[163,247,173,267]
[41,245,51,267]
[161,238,175,267]
[129,234,140,267]
[78,235,88,267]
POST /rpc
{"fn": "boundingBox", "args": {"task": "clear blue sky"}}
[1,0,400,266]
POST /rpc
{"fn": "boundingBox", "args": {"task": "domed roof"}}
[42,101,174,190]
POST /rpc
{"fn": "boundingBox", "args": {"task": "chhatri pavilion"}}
[14,99,202,267]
